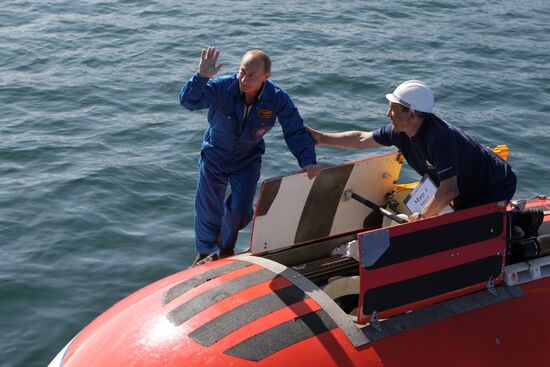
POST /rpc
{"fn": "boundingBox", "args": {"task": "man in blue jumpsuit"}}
[180,47,320,265]
[308,80,517,220]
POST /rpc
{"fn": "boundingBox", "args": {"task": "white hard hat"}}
[385,80,434,113]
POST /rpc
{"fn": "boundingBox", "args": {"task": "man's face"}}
[238,55,270,96]
[386,102,413,132]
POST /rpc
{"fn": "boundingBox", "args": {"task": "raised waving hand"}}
[198,47,223,78]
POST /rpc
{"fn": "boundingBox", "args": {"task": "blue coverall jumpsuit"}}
[179,73,317,254]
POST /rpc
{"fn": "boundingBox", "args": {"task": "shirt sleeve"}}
[372,124,398,147]
[178,73,220,111]
[276,92,317,168]
[430,130,459,181]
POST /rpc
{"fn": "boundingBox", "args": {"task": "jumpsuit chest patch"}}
[252,125,272,139]
[257,109,273,119]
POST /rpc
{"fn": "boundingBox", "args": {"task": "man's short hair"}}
[243,50,271,73]
[399,104,427,119]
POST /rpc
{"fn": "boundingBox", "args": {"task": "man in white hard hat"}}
[308,80,517,220]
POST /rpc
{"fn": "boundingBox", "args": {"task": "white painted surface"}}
[330,155,402,235]
[251,172,315,253]
[250,153,403,254]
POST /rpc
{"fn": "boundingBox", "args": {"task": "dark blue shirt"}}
[372,114,515,208]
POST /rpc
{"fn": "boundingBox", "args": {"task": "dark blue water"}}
[1,1,549,365]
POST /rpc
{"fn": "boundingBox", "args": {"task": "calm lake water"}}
[1,0,549,365]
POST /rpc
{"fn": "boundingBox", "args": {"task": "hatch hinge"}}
[486,276,498,296]
[369,310,382,331]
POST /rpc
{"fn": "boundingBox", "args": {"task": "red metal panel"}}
[357,202,508,324]
[363,239,505,288]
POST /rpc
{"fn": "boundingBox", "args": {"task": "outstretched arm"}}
[306,127,383,149]
[275,93,319,179]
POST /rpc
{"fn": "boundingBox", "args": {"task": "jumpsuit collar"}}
[228,74,275,103]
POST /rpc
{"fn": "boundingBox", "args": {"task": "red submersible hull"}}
[49,151,550,367]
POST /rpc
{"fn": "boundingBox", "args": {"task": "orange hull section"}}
[59,261,550,367]
[56,197,550,366]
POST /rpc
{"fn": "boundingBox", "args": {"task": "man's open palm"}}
[198,46,223,78]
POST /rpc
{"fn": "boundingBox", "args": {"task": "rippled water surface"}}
[1,1,549,365]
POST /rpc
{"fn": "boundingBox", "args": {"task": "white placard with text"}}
[404,175,454,215]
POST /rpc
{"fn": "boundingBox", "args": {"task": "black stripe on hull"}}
[294,164,354,243]
[224,310,337,362]
[363,255,503,315]
[162,261,251,306]
[256,178,282,217]
[525,204,549,212]
[366,212,503,270]
[189,285,308,347]
[166,269,278,327]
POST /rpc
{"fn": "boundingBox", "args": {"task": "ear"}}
[264,71,271,80]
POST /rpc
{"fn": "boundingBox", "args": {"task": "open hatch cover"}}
[250,152,403,255]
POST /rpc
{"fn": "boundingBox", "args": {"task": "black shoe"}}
[516,209,544,238]
[219,247,234,259]
[190,253,218,268]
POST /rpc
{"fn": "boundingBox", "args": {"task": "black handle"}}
[350,192,408,224]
